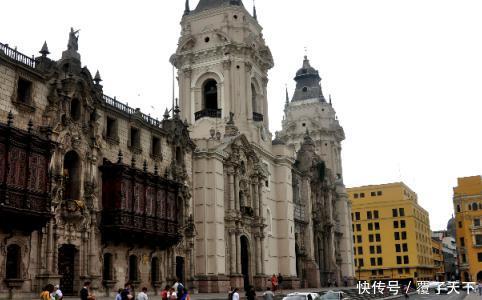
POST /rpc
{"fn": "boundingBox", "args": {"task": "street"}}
[405,292,468,300]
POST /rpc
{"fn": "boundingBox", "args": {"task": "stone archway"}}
[477,271,482,282]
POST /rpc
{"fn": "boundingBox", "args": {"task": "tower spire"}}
[253,0,257,20]
[184,0,190,15]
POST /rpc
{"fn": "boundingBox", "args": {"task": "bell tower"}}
[171,0,274,146]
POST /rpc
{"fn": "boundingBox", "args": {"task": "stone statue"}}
[67,27,80,52]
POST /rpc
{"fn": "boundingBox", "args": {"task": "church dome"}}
[291,56,326,102]
[447,217,456,238]
[193,0,244,13]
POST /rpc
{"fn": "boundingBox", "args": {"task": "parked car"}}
[320,291,349,300]
[283,292,321,300]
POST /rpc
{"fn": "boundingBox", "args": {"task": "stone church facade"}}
[0,0,354,298]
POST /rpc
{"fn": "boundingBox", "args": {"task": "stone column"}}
[230,230,236,274]
[229,170,235,211]
[234,173,240,211]
[89,215,97,276]
[258,180,263,218]
[235,231,241,274]
[253,181,258,217]
[255,236,261,274]
[46,222,54,273]
[260,236,265,274]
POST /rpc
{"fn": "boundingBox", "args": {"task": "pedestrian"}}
[179,287,190,300]
[161,285,170,300]
[52,285,63,300]
[121,283,133,300]
[277,273,284,293]
[115,288,123,300]
[246,286,256,300]
[173,278,184,295]
[327,278,331,287]
[343,277,348,287]
[41,284,54,300]
[263,287,274,300]
[80,281,91,300]
[137,287,149,300]
[232,288,240,300]
[168,287,177,300]
[271,274,278,292]
[228,287,233,300]
[479,281,482,296]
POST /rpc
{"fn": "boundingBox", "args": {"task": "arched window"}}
[6,244,21,279]
[251,83,257,113]
[203,79,218,110]
[70,98,81,121]
[176,147,183,165]
[63,151,81,201]
[151,257,160,284]
[129,255,138,281]
[472,203,478,211]
[103,253,113,281]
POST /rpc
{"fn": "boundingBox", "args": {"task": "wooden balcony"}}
[0,118,55,231]
[99,160,182,248]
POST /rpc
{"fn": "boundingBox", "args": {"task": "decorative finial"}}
[174,98,180,118]
[184,0,190,15]
[143,160,148,172]
[7,111,13,127]
[94,70,102,85]
[210,128,216,139]
[131,155,136,168]
[163,108,170,120]
[27,119,33,133]
[117,150,123,163]
[253,0,257,20]
[329,94,332,106]
[40,41,50,56]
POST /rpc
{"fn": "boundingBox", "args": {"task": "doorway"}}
[58,245,76,295]
[176,256,185,283]
[240,236,250,290]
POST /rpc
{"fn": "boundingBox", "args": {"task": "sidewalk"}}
[62,286,356,300]
[464,292,482,300]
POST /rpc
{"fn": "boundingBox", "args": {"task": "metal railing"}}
[194,108,222,121]
[0,42,36,68]
[103,94,162,128]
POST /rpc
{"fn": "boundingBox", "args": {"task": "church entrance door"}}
[241,236,250,290]
[58,244,76,295]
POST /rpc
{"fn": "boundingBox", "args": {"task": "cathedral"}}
[0,0,354,298]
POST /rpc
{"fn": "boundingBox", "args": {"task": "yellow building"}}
[348,182,434,283]
[453,175,482,282]
[431,238,445,281]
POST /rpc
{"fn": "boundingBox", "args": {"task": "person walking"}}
[137,287,149,300]
[161,285,170,300]
[277,273,284,293]
[263,287,274,300]
[478,281,482,296]
[80,281,92,300]
[179,287,190,300]
[121,283,133,300]
[115,288,123,300]
[271,274,278,293]
[246,286,256,300]
[232,288,240,300]
[52,285,63,300]
[41,284,54,300]
[168,287,177,300]
[228,287,233,300]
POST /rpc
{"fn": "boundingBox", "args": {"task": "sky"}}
[1,0,481,230]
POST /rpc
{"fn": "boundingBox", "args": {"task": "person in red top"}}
[161,285,170,300]
[271,274,278,293]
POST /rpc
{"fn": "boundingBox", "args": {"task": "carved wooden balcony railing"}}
[194,108,222,121]
[100,160,182,248]
[0,119,55,231]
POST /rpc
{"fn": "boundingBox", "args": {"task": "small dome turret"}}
[292,55,325,102]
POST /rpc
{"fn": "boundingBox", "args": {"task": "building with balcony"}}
[432,228,459,281]
[431,238,445,281]
[453,175,482,282]
[348,182,435,284]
